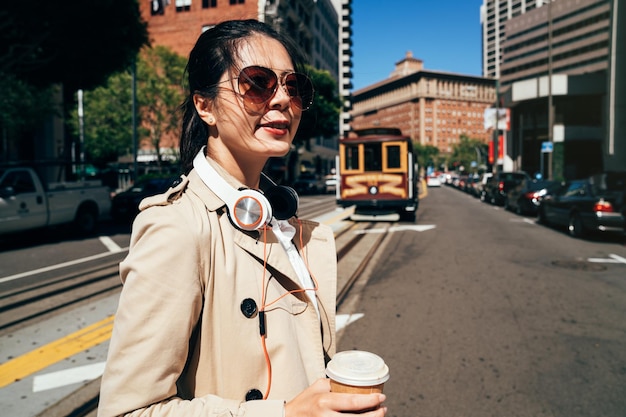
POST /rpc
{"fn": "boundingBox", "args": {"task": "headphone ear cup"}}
[263,185,299,220]
[229,189,273,231]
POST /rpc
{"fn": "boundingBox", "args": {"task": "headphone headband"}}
[193,148,273,231]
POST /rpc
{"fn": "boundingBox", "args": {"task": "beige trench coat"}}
[98,167,337,417]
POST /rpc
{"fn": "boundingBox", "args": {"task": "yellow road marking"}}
[0,315,114,388]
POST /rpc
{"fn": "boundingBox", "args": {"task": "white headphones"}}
[193,147,298,231]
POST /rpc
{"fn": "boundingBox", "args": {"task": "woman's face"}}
[206,35,303,172]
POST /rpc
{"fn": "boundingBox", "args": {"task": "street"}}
[338,185,626,417]
[1,189,625,417]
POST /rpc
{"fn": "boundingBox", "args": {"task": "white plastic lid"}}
[326,350,390,386]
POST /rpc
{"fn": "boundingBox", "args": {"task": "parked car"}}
[292,173,325,195]
[537,171,626,238]
[111,176,180,222]
[465,175,481,196]
[426,174,442,187]
[505,179,562,215]
[477,172,493,201]
[482,171,531,205]
[0,166,111,235]
[324,174,338,194]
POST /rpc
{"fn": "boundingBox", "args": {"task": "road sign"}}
[541,141,553,153]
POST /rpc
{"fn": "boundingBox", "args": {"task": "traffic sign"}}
[541,141,553,153]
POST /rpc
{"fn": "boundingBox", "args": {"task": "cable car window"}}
[344,145,360,170]
[387,145,401,169]
[364,143,382,171]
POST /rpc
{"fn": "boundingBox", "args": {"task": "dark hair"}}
[180,19,306,174]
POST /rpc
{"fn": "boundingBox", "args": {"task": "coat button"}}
[245,388,263,401]
[240,298,258,318]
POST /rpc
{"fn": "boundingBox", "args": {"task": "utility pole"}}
[132,59,138,182]
[547,0,554,180]
[492,79,500,175]
[77,89,85,179]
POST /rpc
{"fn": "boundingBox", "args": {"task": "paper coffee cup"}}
[326,350,389,394]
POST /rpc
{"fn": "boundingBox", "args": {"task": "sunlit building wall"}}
[351,53,496,156]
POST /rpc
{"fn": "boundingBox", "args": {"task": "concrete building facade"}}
[333,0,353,139]
[350,53,496,156]
[481,0,555,79]
[499,0,624,179]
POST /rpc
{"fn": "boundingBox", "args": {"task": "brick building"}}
[137,0,345,177]
[140,0,339,76]
[351,52,497,155]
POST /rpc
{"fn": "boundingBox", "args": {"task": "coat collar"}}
[186,166,303,290]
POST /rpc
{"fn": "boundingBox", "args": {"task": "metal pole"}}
[493,79,500,174]
[547,0,553,180]
[132,59,138,182]
[77,89,85,179]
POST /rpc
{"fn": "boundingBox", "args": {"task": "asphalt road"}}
[337,185,626,417]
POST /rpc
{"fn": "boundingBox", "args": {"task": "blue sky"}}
[351,0,485,91]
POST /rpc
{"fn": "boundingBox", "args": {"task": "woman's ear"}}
[193,94,216,126]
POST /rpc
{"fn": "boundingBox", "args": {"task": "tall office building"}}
[333,0,353,139]
[497,0,624,178]
[480,0,555,79]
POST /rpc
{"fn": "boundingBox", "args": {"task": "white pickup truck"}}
[0,166,111,235]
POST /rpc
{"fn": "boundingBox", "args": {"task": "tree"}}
[449,135,488,173]
[414,143,440,174]
[70,47,186,166]
[0,0,148,92]
[0,72,54,159]
[136,46,187,165]
[1,0,148,164]
[294,66,342,145]
[73,71,134,163]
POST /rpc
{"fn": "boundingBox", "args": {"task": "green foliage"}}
[135,46,186,163]
[76,71,134,162]
[0,0,148,92]
[295,66,342,144]
[70,46,186,164]
[0,72,55,143]
[449,134,488,173]
[413,143,440,172]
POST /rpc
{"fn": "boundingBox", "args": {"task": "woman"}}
[98,19,387,417]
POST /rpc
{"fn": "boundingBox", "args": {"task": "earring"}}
[208,116,216,125]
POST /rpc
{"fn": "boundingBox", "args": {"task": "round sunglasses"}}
[235,66,315,111]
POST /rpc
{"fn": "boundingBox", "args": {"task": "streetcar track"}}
[0,262,123,332]
[3,211,395,417]
[336,222,390,307]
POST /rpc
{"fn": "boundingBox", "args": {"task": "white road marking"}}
[336,313,364,331]
[354,225,436,234]
[30,315,365,392]
[588,254,626,264]
[0,246,129,284]
[32,362,106,392]
[99,236,123,253]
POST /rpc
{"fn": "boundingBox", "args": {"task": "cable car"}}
[337,127,418,221]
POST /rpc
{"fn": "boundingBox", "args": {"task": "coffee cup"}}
[326,350,389,394]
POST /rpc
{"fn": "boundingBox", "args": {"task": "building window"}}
[151,0,166,15]
[230,0,244,4]
[176,0,191,12]
[202,0,216,7]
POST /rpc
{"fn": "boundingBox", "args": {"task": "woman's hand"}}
[285,378,387,417]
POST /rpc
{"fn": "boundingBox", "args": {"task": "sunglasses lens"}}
[238,66,277,104]
[237,66,314,110]
[285,73,314,111]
